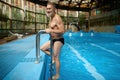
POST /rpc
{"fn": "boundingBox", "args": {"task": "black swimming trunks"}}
[52,38,64,45]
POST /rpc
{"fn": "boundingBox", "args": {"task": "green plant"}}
[0,8,2,16]
[12,8,22,20]
[0,8,8,21]
[78,14,86,26]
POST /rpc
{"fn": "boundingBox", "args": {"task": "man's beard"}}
[46,11,54,17]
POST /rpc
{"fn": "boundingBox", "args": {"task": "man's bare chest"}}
[49,20,58,29]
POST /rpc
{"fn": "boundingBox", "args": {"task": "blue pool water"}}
[46,31,120,80]
[0,31,120,80]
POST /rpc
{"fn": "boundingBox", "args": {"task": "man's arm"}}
[52,15,65,34]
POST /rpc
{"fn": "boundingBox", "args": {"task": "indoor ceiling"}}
[27,0,120,12]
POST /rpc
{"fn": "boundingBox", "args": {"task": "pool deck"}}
[0,34,49,80]
[3,49,44,80]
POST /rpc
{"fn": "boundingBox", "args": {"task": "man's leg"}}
[53,41,63,79]
[40,41,51,55]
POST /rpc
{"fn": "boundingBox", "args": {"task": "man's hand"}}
[45,29,53,33]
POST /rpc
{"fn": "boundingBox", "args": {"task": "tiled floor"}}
[0,34,49,80]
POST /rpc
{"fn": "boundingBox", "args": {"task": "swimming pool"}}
[0,31,119,80]
[43,31,120,80]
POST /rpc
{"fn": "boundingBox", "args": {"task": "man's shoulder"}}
[54,14,62,21]
[55,14,60,17]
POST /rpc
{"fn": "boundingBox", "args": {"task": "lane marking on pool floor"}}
[66,43,105,80]
[90,43,120,57]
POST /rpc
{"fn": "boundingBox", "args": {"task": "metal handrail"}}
[35,30,53,80]
[35,30,46,64]
[49,35,53,80]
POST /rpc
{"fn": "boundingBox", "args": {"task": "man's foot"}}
[52,59,55,64]
[52,56,55,64]
[52,74,59,80]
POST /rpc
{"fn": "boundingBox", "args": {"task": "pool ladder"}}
[35,30,53,80]
[35,30,46,64]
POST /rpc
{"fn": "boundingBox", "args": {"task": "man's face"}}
[46,4,55,17]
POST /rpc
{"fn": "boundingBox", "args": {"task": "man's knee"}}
[40,47,49,53]
[54,55,59,61]
[40,47,45,51]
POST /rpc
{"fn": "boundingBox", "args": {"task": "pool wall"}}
[39,55,48,80]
